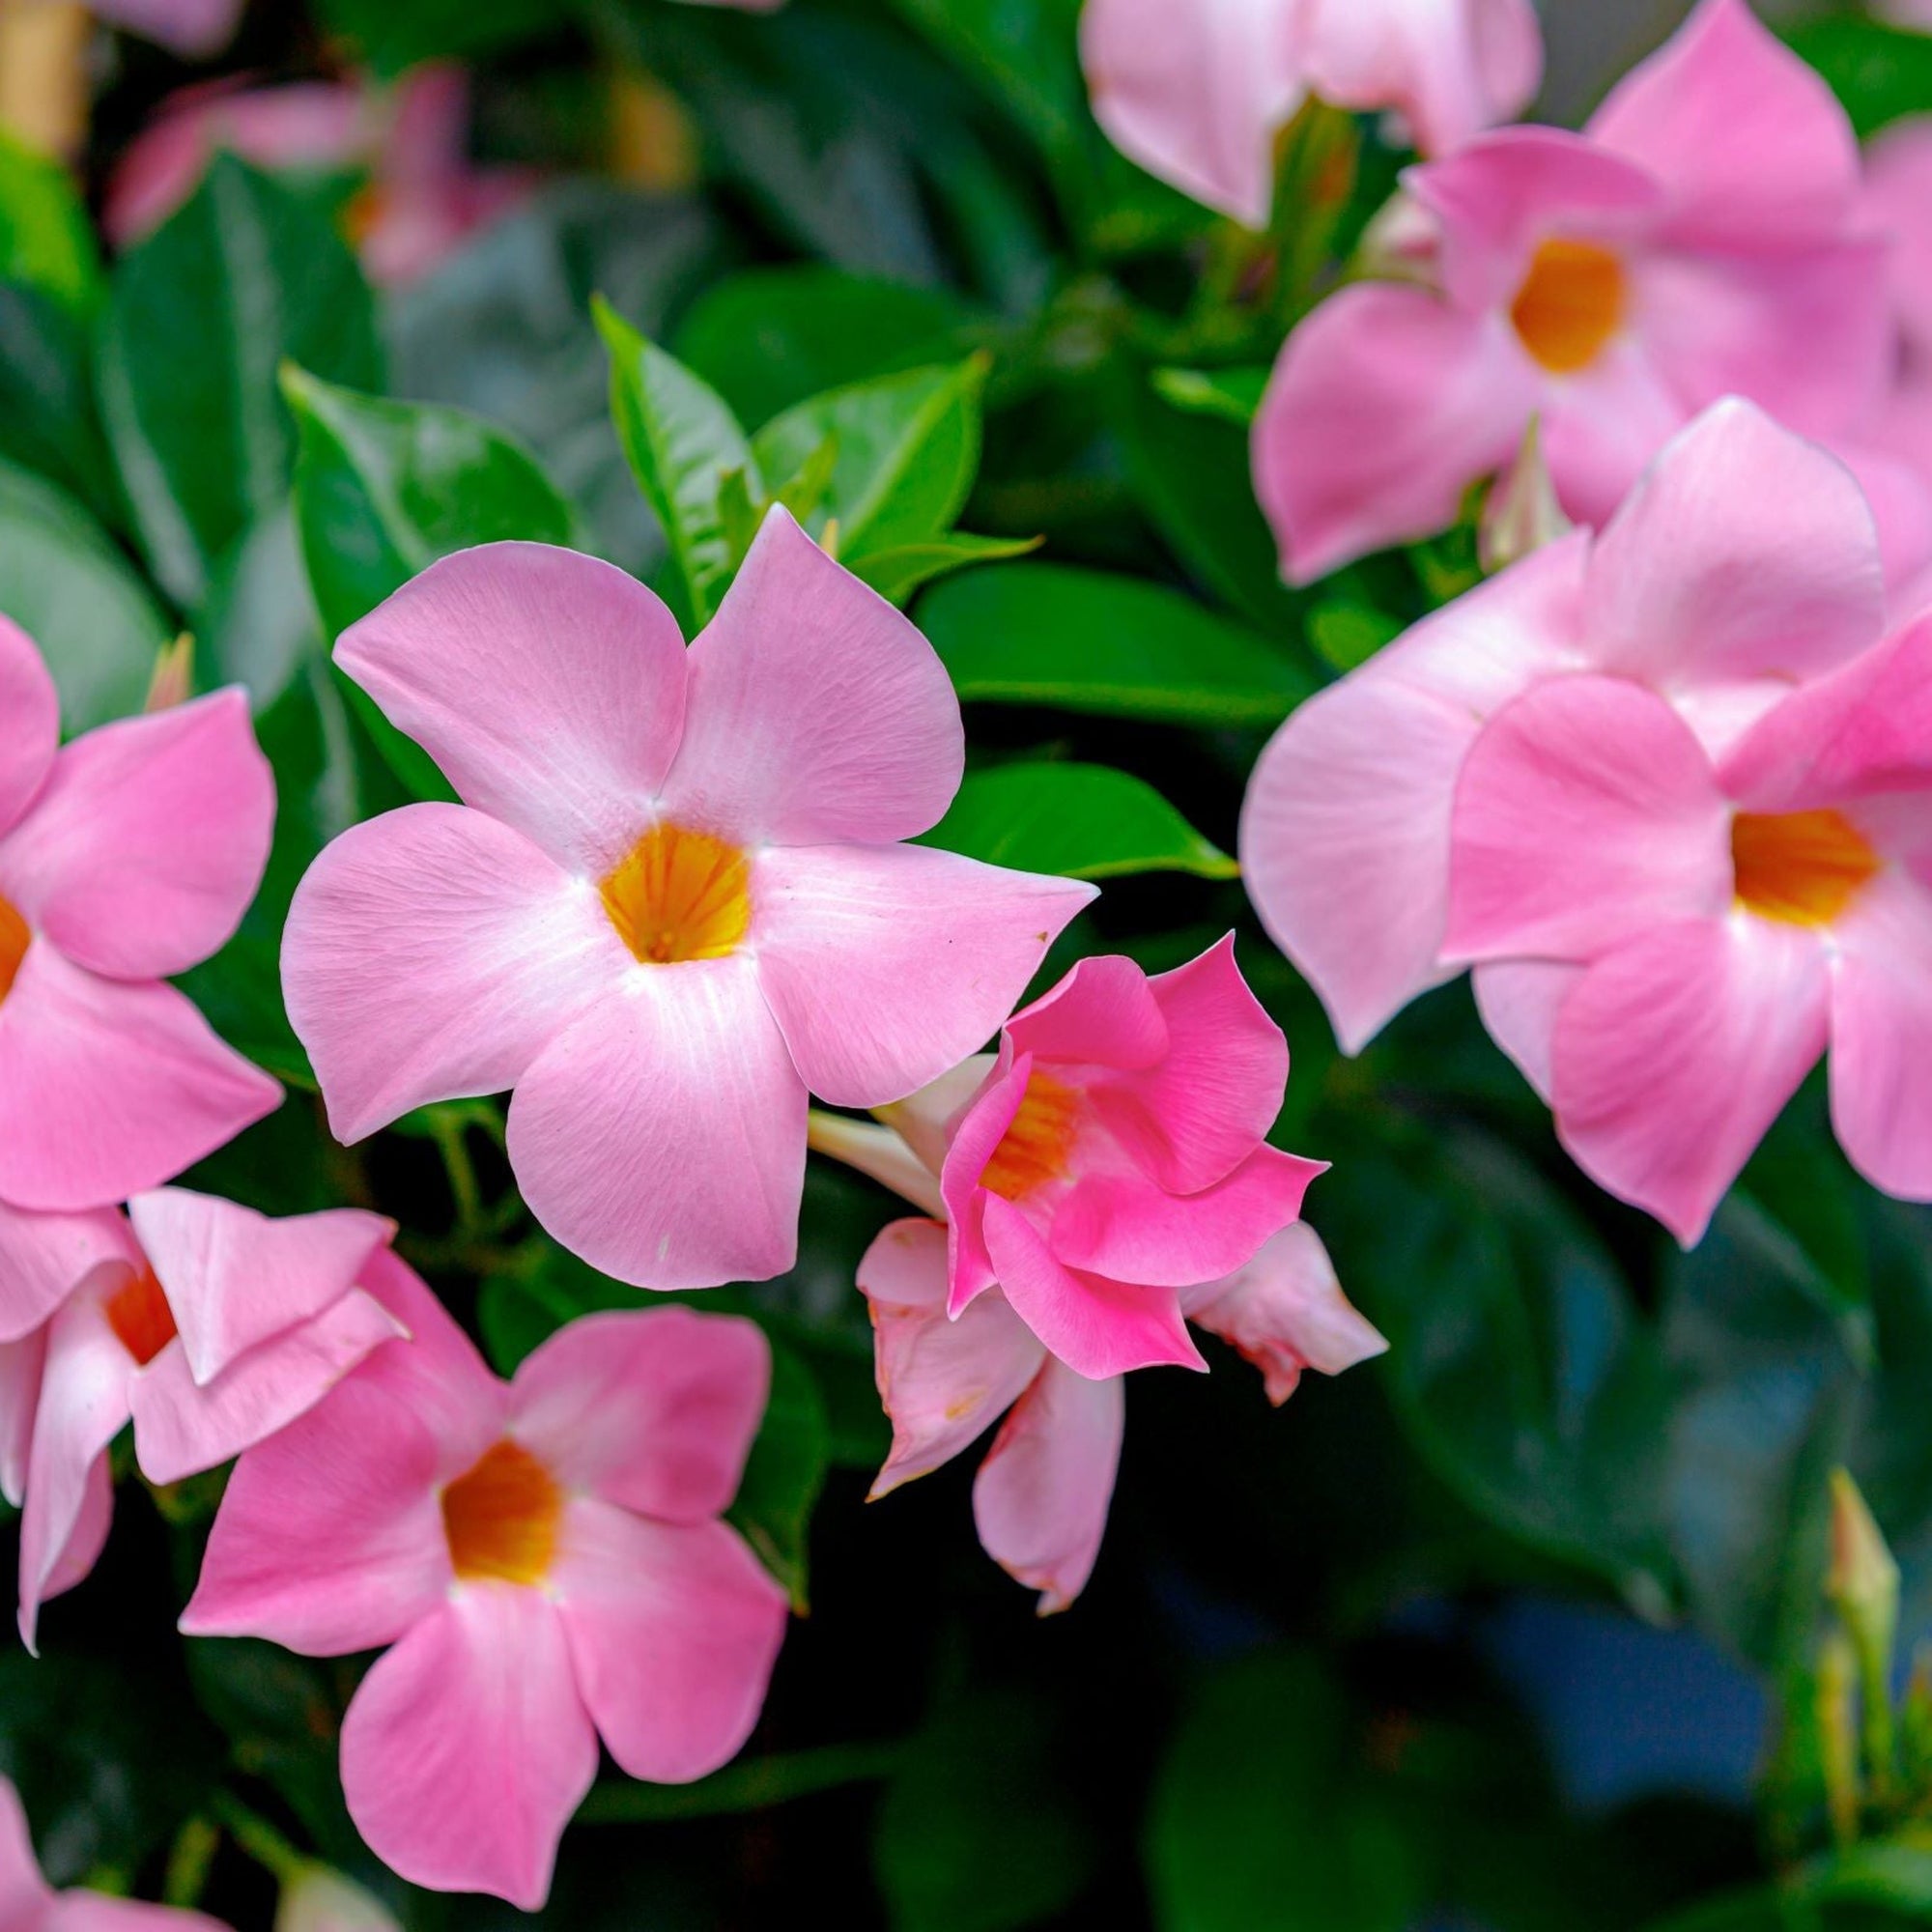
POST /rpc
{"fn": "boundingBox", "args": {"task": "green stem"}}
[577,1740,904,1825]
[210,1794,308,1888]
[430,1111,484,1233]
[161,1816,220,1909]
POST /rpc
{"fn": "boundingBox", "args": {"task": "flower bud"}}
[276,1865,402,1932]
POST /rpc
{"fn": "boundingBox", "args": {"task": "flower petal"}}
[335,542,689,875]
[1444,673,1732,963]
[753,842,1094,1109]
[660,508,965,846]
[0,944,281,1213]
[0,1329,45,1509]
[1537,339,1692,531]
[0,692,272,981]
[1003,953,1167,1072]
[940,1046,1031,1315]
[0,617,56,839]
[858,1217,1045,1495]
[505,959,807,1290]
[1471,958,1581,1103]
[0,1777,50,1921]
[554,1501,787,1784]
[0,1201,133,1345]
[972,1359,1123,1615]
[340,1588,596,1913]
[283,803,626,1145]
[510,1308,769,1524]
[1552,917,1831,1245]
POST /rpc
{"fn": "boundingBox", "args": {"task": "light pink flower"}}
[1078,0,1543,227]
[281,511,1094,1292]
[0,1776,230,1931]
[92,0,243,58]
[182,1273,787,1910]
[105,66,531,287]
[0,617,279,1216]
[857,1215,1381,1612]
[1865,121,1932,563]
[1246,398,1932,1243]
[0,1189,403,1650]
[1253,0,1921,583]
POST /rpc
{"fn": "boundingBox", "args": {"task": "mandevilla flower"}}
[1079,0,1543,228]
[0,1776,230,1931]
[1255,0,1926,584]
[1245,397,1932,1243]
[282,509,1094,1290]
[183,1277,787,1911]
[1866,118,1932,561]
[0,1191,403,1649]
[0,618,279,1215]
[858,1217,1382,1611]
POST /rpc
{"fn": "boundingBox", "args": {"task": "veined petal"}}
[0,617,57,840]
[0,1200,134,1346]
[0,1329,45,1508]
[1471,958,1580,1103]
[1003,953,1167,1073]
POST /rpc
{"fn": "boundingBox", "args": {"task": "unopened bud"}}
[276,1865,402,1932]
[1828,1468,1900,1670]
[143,634,195,713]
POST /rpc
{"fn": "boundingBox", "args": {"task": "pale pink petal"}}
[660,509,965,846]
[1870,119,1932,354]
[282,803,627,1145]
[0,1201,133,1345]
[1255,284,1537,582]
[0,1777,50,1922]
[128,1288,407,1488]
[340,1588,596,1913]
[505,959,806,1290]
[0,944,281,1213]
[877,1054,996,1180]
[972,1359,1123,1615]
[37,1452,113,1619]
[335,543,689,875]
[0,692,273,981]
[1537,340,1695,531]
[128,1190,393,1384]
[553,1501,786,1784]
[981,1194,1204,1379]
[0,617,56,839]
[1471,958,1580,1103]
[1552,918,1832,1245]
[1826,869,1932,1203]
[753,842,1094,1108]
[510,1308,769,1524]
[48,1896,230,1931]
[1582,401,1887,724]
[0,1329,45,1508]
[1240,532,1590,1051]
[1587,0,1863,248]
[1050,1146,1322,1289]
[1078,0,1302,227]
[1444,674,1732,963]
[858,1218,1045,1494]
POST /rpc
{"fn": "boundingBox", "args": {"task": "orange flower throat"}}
[105,1268,178,1368]
[982,1072,1081,1201]
[442,1439,563,1586]
[1511,239,1627,375]
[0,894,27,1004]
[601,823,752,964]
[1731,809,1881,927]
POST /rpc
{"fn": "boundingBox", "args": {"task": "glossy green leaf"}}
[727,1342,830,1613]
[1788,19,1932,137]
[595,297,758,629]
[922,761,1236,881]
[0,458,169,731]
[848,530,1039,606]
[0,282,121,528]
[97,156,382,609]
[315,0,557,72]
[1151,367,1269,428]
[0,128,99,313]
[919,562,1312,725]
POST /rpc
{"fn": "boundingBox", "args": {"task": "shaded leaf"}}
[728,1342,831,1613]
[848,530,1039,606]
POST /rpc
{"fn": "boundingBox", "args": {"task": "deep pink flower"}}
[1079,0,1543,227]
[0,618,279,1215]
[1246,398,1932,1243]
[282,511,1094,1291]
[855,1217,1380,1612]
[0,1190,403,1649]
[0,1776,230,1931]
[1253,0,1925,583]
[105,66,531,287]
[182,1272,787,1910]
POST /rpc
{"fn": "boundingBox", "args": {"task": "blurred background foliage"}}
[5,0,1932,1925]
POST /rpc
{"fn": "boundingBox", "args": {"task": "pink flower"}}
[91,0,243,58]
[105,67,531,287]
[0,616,279,1215]
[182,1272,788,1910]
[1245,398,1932,1243]
[0,1775,230,1931]
[1078,0,1543,227]
[281,510,1094,1291]
[1866,122,1932,538]
[857,1216,1382,1612]
[0,1189,404,1650]
[1253,0,1924,583]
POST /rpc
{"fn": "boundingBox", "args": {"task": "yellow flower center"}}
[441,1439,563,1587]
[1731,809,1881,926]
[1510,239,1627,375]
[601,823,752,965]
[0,895,25,1004]
[105,1267,178,1368]
[981,1071,1081,1201]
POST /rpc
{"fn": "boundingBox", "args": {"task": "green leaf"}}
[1787,19,1932,138]
[595,296,758,629]
[0,458,170,731]
[1151,366,1269,428]
[848,531,1038,607]
[0,282,121,522]
[315,0,557,72]
[97,156,382,609]
[753,357,989,561]
[582,1740,902,1825]
[727,1342,830,1613]
[919,563,1312,726]
[0,128,99,313]
[922,761,1236,881]
[1309,600,1405,674]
